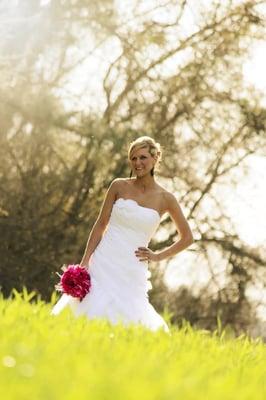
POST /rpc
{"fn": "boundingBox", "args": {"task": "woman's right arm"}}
[79,179,120,268]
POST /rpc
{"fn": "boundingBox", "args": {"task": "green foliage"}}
[0,288,265,400]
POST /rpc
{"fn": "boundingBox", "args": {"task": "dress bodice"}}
[106,198,161,247]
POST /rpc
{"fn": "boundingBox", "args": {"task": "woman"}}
[51,136,194,333]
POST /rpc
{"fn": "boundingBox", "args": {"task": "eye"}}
[140,156,147,159]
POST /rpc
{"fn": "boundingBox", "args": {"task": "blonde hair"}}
[128,136,162,175]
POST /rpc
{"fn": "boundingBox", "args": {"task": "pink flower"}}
[55,264,91,301]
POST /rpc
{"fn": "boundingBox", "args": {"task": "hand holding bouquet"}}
[55,264,91,302]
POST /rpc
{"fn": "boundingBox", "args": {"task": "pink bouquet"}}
[55,264,91,302]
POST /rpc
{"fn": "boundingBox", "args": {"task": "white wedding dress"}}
[50,198,170,333]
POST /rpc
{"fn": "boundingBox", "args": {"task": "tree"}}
[0,0,265,336]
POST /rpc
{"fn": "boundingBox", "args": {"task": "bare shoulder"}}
[160,189,193,241]
[158,188,180,212]
[163,191,179,208]
[153,183,170,200]
[108,178,130,198]
[113,177,134,188]
[109,177,127,189]
[149,184,173,213]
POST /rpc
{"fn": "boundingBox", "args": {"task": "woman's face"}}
[129,147,156,177]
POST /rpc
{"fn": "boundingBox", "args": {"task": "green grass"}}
[0,288,265,400]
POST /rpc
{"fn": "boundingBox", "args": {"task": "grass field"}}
[0,287,265,400]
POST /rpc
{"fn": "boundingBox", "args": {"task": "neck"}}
[133,175,155,192]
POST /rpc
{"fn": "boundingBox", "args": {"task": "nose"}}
[134,158,142,166]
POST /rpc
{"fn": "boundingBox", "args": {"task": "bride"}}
[51,136,194,333]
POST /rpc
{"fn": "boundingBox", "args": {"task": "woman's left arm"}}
[154,193,194,261]
[135,193,194,263]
